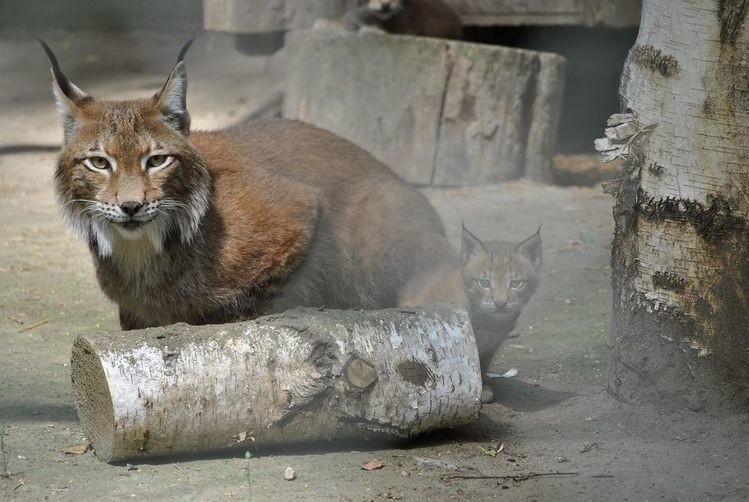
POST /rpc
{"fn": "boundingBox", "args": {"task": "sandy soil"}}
[1,32,747,501]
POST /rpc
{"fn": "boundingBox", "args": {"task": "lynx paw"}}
[313,18,346,32]
[480,385,495,404]
[359,25,388,35]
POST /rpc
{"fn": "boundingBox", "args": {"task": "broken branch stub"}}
[70,305,481,463]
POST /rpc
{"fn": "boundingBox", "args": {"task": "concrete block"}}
[283,30,566,185]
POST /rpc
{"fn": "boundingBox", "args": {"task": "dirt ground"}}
[1,32,747,501]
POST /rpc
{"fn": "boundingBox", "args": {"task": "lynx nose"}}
[120,201,144,216]
[494,299,508,310]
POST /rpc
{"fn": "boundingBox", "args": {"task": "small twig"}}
[14,480,25,491]
[443,471,579,482]
[591,474,615,479]
[580,442,602,454]
[547,243,586,254]
[19,319,48,333]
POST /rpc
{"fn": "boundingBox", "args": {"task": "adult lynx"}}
[42,40,466,330]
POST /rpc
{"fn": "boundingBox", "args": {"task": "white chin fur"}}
[61,191,208,258]
[92,220,165,257]
[113,223,150,240]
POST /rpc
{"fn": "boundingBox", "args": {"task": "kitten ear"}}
[461,222,487,263]
[517,226,542,270]
[155,38,194,135]
[39,39,92,143]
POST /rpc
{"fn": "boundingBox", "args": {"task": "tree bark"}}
[70,306,481,463]
[600,0,749,411]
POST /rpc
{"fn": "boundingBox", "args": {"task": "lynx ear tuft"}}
[517,226,542,270]
[461,222,486,263]
[39,39,92,143]
[155,38,195,135]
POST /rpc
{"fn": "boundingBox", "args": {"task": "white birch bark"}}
[600,0,749,410]
[71,306,481,463]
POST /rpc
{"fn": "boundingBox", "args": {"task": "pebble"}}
[284,466,296,481]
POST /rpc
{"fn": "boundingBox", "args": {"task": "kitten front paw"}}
[480,385,495,404]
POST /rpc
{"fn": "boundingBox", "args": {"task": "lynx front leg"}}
[343,6,375,31]
[397,264,467,308]
[119,308,154,331]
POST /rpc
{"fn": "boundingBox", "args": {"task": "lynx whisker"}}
[64,198,99,206]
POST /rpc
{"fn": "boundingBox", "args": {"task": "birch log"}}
[70,306,481,463]
[598,0,749,411]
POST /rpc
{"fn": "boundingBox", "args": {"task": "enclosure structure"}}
[203,0,643,33]
[204,0,644,185]
[598,0,749,410]
[71,306,481,463]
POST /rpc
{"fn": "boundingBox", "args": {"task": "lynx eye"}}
[145,154,172,170]
[83,156,111,172]
[510,280,526,289]
[476,278,492,289]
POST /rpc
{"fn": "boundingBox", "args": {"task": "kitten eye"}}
[476,278,492,289]
[145,154,172,170]
[510,280,526,289]
[84,156,110,171]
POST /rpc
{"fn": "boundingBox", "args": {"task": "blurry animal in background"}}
[41,39,467,330]
[344,0,463,39]
[461,224,542,402]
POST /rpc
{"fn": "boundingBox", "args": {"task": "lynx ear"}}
[461,222,487,263]
[155,38,194,135]
[517,226,542,270]
[39,39,92,143]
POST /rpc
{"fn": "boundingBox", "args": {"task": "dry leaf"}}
[62,443,90,455]
[361,459,384,471]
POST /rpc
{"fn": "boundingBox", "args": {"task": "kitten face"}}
[358,0,407,19]
[462,226,542,326]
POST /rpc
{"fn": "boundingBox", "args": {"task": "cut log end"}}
[71,337,116,462]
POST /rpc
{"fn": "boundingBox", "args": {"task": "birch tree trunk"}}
[599,0,749,411]
[71,306,481,463]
